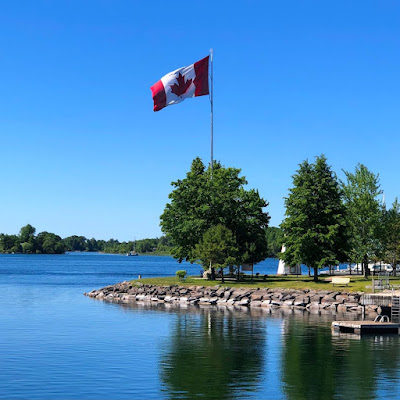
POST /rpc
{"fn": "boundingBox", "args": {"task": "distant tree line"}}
[0,225,178,255]
[0,224,283,257]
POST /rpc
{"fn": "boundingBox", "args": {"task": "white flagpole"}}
[210,48,214,173]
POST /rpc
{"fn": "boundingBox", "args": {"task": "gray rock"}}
[223,290,232,299]
[336,295,350,303]
[321,296,336,304]
[282,299,294,307]
[239,297,250,306]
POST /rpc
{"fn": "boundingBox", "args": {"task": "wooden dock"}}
[332,321,400,335]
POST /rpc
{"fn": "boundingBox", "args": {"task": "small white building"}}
[277,245,302,275]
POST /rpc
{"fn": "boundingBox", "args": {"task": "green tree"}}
[341,164,384,277]
[383,199,400,275]
[63,235,87,251]
[21,241,34,253]
[265,226,284,257]
[0,234,21,253]
[281,155,348,282]
[19,224,37,253]
[195,225,238,281]
[19,224,36,243]
[156,236,172,253]
[160,158,270,273]
[36,232,66,254]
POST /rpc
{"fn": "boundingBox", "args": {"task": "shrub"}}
[176,270,187,281]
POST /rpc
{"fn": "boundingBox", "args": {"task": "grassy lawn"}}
[131,275,400,293]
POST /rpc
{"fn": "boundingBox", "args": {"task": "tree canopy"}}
[160,158,270,270]
[281,155,348,281]
[341,163,384,277]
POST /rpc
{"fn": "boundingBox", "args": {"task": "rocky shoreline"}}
[85,281,381,316]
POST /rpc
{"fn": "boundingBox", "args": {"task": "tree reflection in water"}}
[159,306,267,400]
[112,301,400,400]
[281,312,400,400]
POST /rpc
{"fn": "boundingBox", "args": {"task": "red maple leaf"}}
[170,73,192,97]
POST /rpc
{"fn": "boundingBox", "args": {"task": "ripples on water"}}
[1,253,400,399]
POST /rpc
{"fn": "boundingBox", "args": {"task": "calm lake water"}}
[1,253,400,399]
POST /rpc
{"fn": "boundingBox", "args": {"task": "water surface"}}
[1,253,399,399]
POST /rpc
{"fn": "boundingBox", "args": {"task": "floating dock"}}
[332,321,400,335]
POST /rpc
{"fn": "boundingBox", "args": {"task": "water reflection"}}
[158,306,267,400]
[281,313,400,400]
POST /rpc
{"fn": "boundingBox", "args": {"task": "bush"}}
[176,270,187,281]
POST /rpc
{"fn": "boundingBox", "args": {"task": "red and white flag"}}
[150,56,209,112]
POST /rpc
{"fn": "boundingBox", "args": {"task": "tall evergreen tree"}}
[281,155,348,282]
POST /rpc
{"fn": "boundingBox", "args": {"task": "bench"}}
[332,277,350,287]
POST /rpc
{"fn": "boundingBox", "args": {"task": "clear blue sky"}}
[1,1,399,241]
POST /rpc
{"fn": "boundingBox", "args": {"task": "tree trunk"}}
[220,267,224,283]
[363,256,370,278]
[210,267,216,280]
[308,266,311,277]
[313,267,318,282]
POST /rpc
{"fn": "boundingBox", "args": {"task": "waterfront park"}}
[3,2,400,399]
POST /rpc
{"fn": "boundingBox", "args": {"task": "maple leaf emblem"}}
[170,73,192,97]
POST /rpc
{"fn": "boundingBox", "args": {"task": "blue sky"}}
[1,1,399,241]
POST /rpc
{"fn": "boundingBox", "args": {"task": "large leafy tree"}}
[160,157,270,271]
[341,164,384,277]
[281,155,348,282]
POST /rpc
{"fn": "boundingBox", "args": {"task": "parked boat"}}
[127,239,139,256]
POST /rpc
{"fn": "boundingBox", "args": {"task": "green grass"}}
[131,275,400,293]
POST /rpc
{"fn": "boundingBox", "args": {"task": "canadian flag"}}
[150,56,209,112]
